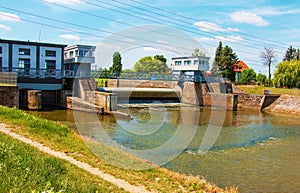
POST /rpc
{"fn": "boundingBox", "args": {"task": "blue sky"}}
[1,0,300,74]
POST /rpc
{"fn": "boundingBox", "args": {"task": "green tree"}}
[110,52,122,76]
[260,47,276,86]
[154,55,167,63]
[133,55,168,74]
[212,41,238,81]
[273,60,300,88]
[212,41,223,73]
[240,68,257,83]
[283,46,296,61]
[256,73,267,86]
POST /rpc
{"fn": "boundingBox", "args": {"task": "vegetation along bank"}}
[0,106,238,193]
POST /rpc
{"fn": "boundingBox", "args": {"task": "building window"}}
[69,51,74,58]
[0,57,2,70]
[18,58,30,69]
[19,48,30,55]
[194,60,199,65]
[184,60,191,65]
[175,61,182,66]
[0,46,2,54]
[64,52,68,59]
[45,50,56,57]
[79,50,84,56]
[45,60,56,69]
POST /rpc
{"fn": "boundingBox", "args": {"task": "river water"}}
[28,107,300,192]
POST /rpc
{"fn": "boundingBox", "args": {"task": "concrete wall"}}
[181,82,238,110]
[0,86,19,108]
[263,95,300,115]
[108,79,178,88]
[85,91,118,112]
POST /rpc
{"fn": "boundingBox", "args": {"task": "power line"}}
[126,0,295,48]
[0,3,283,69]
[85,0,276,52]
[39,0,267,57]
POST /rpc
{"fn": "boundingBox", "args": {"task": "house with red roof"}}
[234,60,249,82]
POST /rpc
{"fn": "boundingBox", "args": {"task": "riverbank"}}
[263,95,300,115]
[236,85,300,115]
[0,105,237,193]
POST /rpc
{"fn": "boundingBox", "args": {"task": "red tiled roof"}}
[234,61,249,72]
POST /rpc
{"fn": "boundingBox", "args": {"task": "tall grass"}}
[0,133,125,193]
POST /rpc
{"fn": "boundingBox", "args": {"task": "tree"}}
[133,55,168,74]
[260,47,276,86]
[273,60,300,88]
[110,52,122,76]
[283,46,296,61]
[240,68,256,83]
[294,49,300,60]
[154,55,167,63]
[212,41,223,73]
[211,41,238,81]
[256,73,267,86]
[192,48,206,57]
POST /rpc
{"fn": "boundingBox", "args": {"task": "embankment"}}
[263,95,300,115]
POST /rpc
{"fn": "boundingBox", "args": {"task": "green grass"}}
[0,106,237,193]
[0,133,126,193]
[237,85,300,96]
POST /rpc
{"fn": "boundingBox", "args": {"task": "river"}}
[28,106,300,192]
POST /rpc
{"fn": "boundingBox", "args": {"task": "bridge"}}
[1,67,75,79]
[91,71,226,83]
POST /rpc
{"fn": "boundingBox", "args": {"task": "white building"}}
[171,56,210,81]
[0,39,67,90]
[64,45,96,78]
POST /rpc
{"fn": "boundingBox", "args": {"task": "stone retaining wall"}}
[0,86,19,108]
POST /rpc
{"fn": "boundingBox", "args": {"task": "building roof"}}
[64,44,96,51]
[234,60,249,72]
[171,56,210,60]
[0,38,66,48]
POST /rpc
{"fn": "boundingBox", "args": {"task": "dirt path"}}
[0,123,151,193]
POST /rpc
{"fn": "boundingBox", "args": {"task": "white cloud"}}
[193,21,240,32]
[0,12,20,22]
[43,0,82,5]
[215,35,243,42]
[230,11,269,26]
[60,34,80,41]
[0,24,11,31]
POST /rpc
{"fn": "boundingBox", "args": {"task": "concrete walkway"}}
[0,123,151,193]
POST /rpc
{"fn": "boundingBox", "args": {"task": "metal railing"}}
[92,71,226,83]
[1,68,75,79]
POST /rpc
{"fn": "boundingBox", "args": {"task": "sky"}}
[1,0,300,75]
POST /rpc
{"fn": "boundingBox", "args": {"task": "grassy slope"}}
[0,106,237,193]
[0,133,126,193]
[237,85,300,96]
